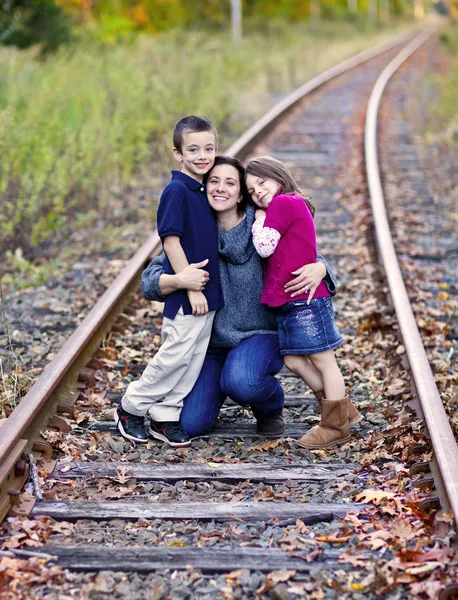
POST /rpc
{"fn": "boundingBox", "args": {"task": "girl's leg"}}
[307,350,345,400]
[220,334,284,418]
[283,354,324,394]
[179,347,227,437]
[292,350,350,449]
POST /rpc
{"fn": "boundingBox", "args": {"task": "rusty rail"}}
[364,28,458,528]
[0,233,161,520]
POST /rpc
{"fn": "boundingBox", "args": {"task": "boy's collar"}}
[171,170,205,190]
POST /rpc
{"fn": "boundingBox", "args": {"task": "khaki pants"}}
[121,308,215,422]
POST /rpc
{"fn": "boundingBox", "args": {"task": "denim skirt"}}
[277,297,343,355]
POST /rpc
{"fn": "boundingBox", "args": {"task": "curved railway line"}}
[1,27,457,599]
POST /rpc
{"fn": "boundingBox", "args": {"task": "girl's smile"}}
[245,174,281,209]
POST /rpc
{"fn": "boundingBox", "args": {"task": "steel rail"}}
[364,28,458,526]
[225,29,416,158]
[0,233,160,467]
[0,27,423,520]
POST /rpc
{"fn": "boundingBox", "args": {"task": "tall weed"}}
[0,20,410,256]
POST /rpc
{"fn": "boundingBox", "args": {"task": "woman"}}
[141,156,337,438]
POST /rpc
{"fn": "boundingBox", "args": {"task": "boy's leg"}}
[179,346,227,437]
[147,311,215,423]
[122,310,214,418]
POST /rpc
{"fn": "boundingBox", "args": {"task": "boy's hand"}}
[187,291,209,316]
[177,260,210,291]
[255,209,266,220]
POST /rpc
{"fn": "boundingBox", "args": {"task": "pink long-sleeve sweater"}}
[252,193,330,308]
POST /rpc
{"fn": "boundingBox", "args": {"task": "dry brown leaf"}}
[338,553,370,567]
[316,534,352,543]
[354,489,396,505]
[256,570,296,595]
[248,439,283,452]
[225,570,243,580]
[115,465,134,484]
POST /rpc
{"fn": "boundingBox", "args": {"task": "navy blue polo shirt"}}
[157,170,224,319]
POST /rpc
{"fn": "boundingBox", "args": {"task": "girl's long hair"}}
[204,155,249,214]
[245,156,315,217]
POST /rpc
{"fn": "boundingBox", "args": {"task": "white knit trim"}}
[252,219,281,258]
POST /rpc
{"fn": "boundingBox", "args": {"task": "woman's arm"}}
[141,252,210,301]
[318,254,338,296]
[284,254,338,302]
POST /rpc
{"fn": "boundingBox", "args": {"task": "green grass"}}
[0,19,411,260]
[434,26,458,143]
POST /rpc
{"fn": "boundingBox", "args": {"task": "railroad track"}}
[1,27,457,598]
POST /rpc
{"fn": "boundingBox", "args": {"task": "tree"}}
[0,0,73,54]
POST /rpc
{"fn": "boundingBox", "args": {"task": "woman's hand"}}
[177,260,210,291]
[284,262,326,304]
[255,209,266,220]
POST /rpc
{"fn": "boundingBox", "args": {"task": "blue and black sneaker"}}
[114,403,148,443]
[149,420,191,447]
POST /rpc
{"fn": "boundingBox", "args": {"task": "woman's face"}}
[206,164,242,215]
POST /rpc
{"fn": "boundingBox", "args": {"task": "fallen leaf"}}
[225,570,243,580]
[248,439,283,452]
[405,561,442,575]
[316,534,352,543]
[354,489,396,505]
[168,541,186,547]
[256,570,296,595]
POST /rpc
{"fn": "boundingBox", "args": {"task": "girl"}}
[245,156,360,449]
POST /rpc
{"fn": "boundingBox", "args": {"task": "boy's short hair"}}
[173,116,217,154]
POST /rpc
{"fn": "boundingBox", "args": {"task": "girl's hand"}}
[255,209,266,220]
[284,262,326,304]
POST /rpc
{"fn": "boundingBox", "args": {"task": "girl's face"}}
[206,164,242,215]
[245,174,281,209]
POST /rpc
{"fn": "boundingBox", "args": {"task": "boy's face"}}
[173,130,217,182]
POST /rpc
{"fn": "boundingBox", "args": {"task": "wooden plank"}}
[33,500,362,522]
[44,545,345,573]
[87,422,313,438]
[54,461,354,483]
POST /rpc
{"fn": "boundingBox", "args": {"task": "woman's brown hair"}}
[204,155,249,214]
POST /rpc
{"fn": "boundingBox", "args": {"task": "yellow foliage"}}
[130,5,149,27]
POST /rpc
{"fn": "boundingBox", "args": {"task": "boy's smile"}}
[173,130,217,182]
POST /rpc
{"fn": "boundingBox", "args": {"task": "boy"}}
[115,116,223,447]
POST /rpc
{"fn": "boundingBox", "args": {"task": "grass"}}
[0,19,412,265]
[433,26,458,142]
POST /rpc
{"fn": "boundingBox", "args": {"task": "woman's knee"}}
[221,371,280,405]
[180,412,214,438]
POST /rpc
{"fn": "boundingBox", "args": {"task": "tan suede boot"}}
[314,390,361,426]
[298,397,351,449]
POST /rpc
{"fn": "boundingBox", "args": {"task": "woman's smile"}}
[206,164,242,213]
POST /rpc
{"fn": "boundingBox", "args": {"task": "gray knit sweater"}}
[141,205,337,349]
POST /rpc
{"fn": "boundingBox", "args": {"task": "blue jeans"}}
[180,334,284,437]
